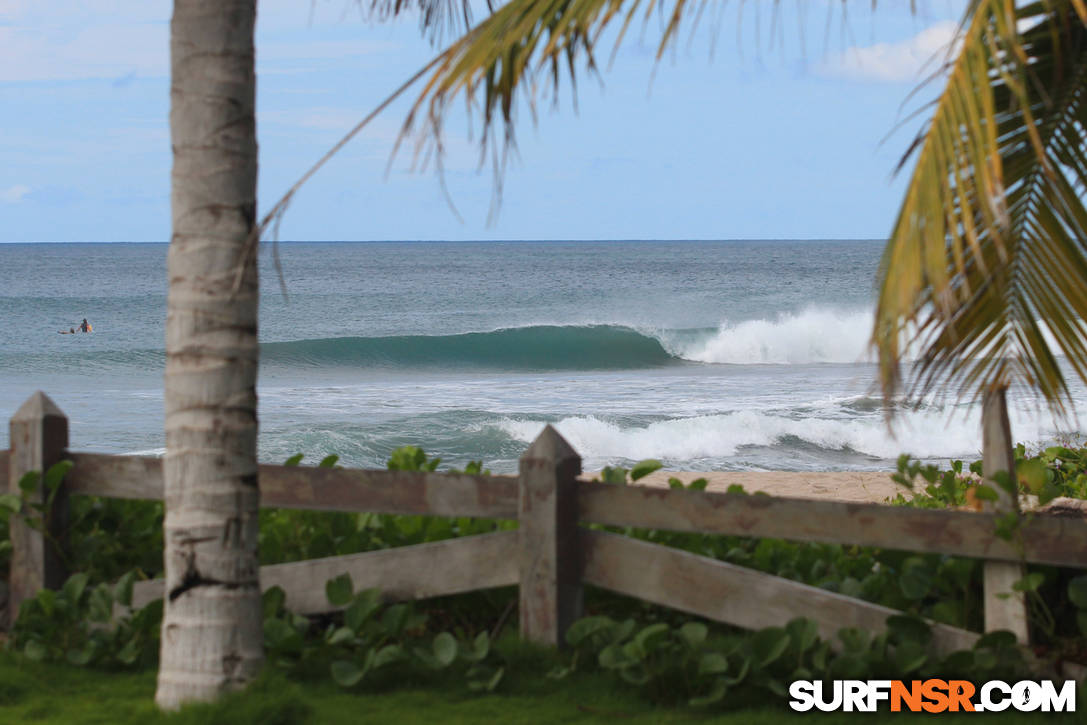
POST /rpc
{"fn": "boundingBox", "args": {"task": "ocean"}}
[1,240,1080,474]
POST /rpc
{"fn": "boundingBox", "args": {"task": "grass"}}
[0,645,1082,725]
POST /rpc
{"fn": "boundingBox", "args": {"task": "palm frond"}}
[366,0,483,43]
[395,0,699,188]
[874,0,1087,416]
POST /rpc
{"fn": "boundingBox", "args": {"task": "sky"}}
[0,0,969,242]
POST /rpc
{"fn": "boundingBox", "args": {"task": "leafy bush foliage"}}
[5,443,1087,705]
[263,573,505,692]
[12,571,161,668]
[550,613,1030,707]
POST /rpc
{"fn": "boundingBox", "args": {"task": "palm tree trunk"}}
[981,387,1030,642]
[155,0,263,709]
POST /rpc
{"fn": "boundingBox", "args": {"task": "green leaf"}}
[698,653,729,676]
[113,571,136,609]
[372,644,404,669]
[838,628,869,653]
[318,455,339,468]
[432,632,458,668]
[750,627,789,668]
[61,572,90,604]
[262,585,286,619]
[470,631,490,662]
[785,618,818,654]
[23,640,47,662]
[345,589,382,632]
[331,660,365,688]
[600,466,628,485]
[43,460,73,493]
[990,471,1016,496]
[264,618,303,653]
[689,679,728,707]
[381,604,410,636]
[893,641,928,674]
[326,626,355,646]
[0,493,22,514]
[632,622,670,653]
[325,573,353,607]
[629,459,663,482]
[678,622,707,648]
[975,630,1017,650]
[87,584,114,623]
[283,454,304,467]
[667,477,684,490]
[598,644,633,670]
[468,666,505,693]
[1017,459,1048,493]
[18,470,41,495]
[899,558,933,600]
[688,478,709,491]
[1068,576,1087,609]
[972,484,999,502]
[116,638,141,665]
[1012,572,1045,593]
[830,653,868,680]
[565,615,616,647]
[886,614,932,647]
[722,656,750,686]
[67,643,95,667]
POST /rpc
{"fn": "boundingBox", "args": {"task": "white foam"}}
[123,447,166,457]
[495,406,1057,462]
[671,309,875,365]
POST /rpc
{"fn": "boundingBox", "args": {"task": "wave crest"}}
[261,325,675,370]
[673,309,874,365]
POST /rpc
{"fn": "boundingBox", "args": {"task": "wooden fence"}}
[6,391,1087,659]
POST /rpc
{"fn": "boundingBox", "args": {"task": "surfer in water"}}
[58,319,92,334]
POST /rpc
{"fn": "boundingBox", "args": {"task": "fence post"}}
[980,387,1029,642]
[518,425,582,647]
[7,391,70,627]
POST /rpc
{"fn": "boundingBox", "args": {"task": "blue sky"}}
[0,1,967,242]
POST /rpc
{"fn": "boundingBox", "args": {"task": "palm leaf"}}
[874,0,1087,416]
[397,0,697,175]
[368,1,485,43]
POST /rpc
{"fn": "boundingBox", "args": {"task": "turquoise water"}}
[0,241,1078,473]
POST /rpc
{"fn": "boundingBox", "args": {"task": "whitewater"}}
[1,240,1082,474]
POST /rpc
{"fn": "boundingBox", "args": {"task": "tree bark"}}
[980,387,1030,642]
[155,0,263,709]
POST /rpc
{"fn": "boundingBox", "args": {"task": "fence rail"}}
[6,391,1087,657]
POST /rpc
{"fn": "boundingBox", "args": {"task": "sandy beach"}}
[582,470,904,504]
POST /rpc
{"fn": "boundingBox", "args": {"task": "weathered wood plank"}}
[518,426,583,647]
[582,530,978,656]
[65,453,519,518]
[260,465,518,519]
[578,482,1087,569]
[60,452,1087,569]
[130,531,519,613]
[66,453,164,500]
[8,393,70,627]
[0,449,8,492]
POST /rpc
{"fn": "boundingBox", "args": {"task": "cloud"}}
[817,21,958,83]
[1,184,30,203]
[0,1,400,83]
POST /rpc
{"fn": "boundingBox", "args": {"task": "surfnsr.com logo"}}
[788,679,1077,713]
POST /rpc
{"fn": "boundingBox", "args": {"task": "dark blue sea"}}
[0,241,1077,473]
